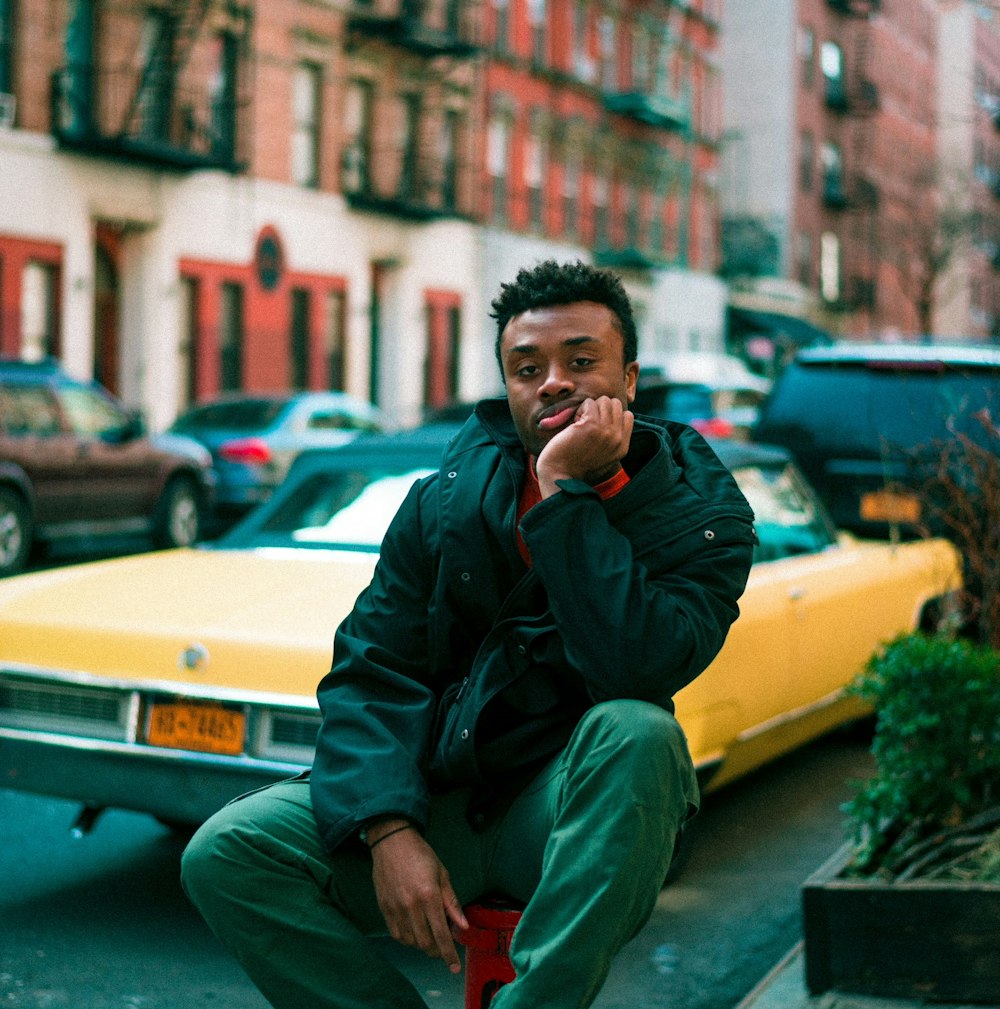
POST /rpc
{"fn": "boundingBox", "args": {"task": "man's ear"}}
[625,361,640,403]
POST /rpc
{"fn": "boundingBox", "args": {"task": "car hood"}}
[0,548,378,697]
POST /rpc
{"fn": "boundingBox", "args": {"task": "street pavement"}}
[736,942,1000,1009]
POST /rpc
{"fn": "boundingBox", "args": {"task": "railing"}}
[348,0,480,57]
[50,64,247,172]
[601,91,689,132]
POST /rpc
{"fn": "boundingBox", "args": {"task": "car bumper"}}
[0,727,306,825]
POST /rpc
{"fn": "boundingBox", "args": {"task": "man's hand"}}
[370,826,469,973]
[535,395,634,498]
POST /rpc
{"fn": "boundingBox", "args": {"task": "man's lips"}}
[537,404,579,431]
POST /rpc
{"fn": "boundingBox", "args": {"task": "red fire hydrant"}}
[455,898,524,1009]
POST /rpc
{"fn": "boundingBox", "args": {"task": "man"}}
[182,259,756,1009]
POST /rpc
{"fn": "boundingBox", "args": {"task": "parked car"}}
[0,420,960,831]
[170,391,387,514]
[0,358,215,577]
[753,343,1000,538]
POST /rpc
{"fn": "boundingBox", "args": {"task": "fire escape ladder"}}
[119,0,212,141]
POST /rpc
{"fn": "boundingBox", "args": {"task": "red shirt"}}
[516,461,630,566]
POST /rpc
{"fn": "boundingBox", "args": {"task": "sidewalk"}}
[735,942,1000,1009]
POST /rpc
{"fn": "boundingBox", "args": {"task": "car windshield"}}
[236,466,435,552]
[173,399,291,432]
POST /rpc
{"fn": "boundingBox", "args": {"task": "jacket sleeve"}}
[518,478,755,707]
[310,478,439,853]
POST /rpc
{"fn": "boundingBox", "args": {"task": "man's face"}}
[500,301,639,458]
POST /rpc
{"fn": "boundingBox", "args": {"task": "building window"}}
[440,109,461,210]
[325,289,346,391]
[799,26,815,89]
[820,231,841,304]
[624,181,640,248]
[821,141,845,205]
[573,2,593,81]
[799,130,814,191]
[564,149,581,238]
[487,112,510,223]
[632,21,652,92]
[398,92,422,200]
[292,63,322,188]
[424,295,462,409]
[20,261,59,362]
[219,281,243,392]
[493,0,509,52]
[526,110,547,230]
[178,275,199,411]
[0,0,13,94]
[599,15,616,91]
[821,41,846,109]
[137,9,177,142]
[796,231,812,286]
[529,0,548,67]
[593,173,609,246]
[290,287,310,389]
[210,31,239,163]
[343,79,374,195]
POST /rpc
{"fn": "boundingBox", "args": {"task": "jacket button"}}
[704,529,716,540]
[460,572,471,582]
[461,729,470,740]
[448,471,458,479]
[517,645,526,656]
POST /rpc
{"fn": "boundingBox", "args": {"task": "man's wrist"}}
[359,816,413,848]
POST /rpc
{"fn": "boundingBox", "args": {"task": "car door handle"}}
[789,586,806,601]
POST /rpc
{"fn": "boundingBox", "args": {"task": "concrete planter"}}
[802,842,1000,1004]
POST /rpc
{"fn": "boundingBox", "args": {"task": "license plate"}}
[860,489,922,524]
[146,702,245,756]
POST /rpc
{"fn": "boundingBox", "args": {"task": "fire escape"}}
[51,0,252,172]
[824,0,880,317]
[340,0,482,221]
[594,2,695,272]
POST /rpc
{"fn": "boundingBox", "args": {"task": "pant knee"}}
[571,700,698,815]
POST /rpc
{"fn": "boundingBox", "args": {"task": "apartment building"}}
[720,0,992,346]
[0,0,725,428]
[936,0,1000,340]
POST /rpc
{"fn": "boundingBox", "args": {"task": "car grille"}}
[0,671,320,765]
[0,677,133,741]
[253,709,321,763]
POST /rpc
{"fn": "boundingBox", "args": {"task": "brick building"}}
[720,0,998,347]
[0,0,727,430]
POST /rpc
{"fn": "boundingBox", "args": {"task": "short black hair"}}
[490,259,638,376]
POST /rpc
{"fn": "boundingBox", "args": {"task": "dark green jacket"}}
[311,399,756,852]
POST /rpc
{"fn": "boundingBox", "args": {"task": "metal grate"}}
[0,677,129,739]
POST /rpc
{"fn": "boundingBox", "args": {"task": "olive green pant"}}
[181,699,698,1009]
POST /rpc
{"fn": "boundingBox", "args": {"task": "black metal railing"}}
[601,90,689,132]
[50,63,247,171]
[348,0,479,57]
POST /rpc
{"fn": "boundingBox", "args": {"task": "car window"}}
[306,412,380,433]
[733,463,836,562]
[173,400,289,432]
[251,467,434,551]
[58,386,130,438]
[0,385,62,436]
[761,363,1000,456]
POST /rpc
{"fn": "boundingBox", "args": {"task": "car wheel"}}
[153,476,202,549]
[0,487,32,577]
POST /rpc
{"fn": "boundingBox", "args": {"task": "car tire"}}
[0,487,32,578]
[153,476,203,549]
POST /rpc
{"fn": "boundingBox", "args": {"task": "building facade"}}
[0,0,726,431]
[721,0,998,345]
[935,0,1000,340]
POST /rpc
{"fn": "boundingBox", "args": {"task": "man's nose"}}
[539,366,573,397]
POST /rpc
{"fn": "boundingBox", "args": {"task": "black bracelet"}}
[367,823,415,850]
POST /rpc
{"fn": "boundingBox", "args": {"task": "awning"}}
[727,307,834,348]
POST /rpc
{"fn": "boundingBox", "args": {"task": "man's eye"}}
[515,364,538,377]
[572,357,595,368]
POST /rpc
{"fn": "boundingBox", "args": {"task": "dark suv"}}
[0,359,215,576]
[753,343,1000,538]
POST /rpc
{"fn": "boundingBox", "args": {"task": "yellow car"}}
[0,427,961,832]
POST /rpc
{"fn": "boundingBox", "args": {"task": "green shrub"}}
[844,632,1000,878]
